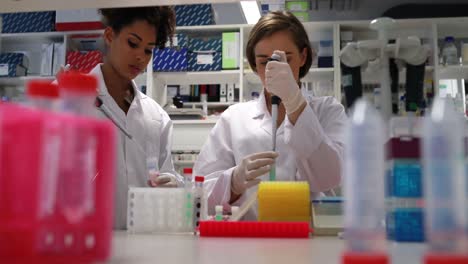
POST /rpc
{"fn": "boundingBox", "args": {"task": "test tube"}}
[57,72,98,223]
[423,98,468,256]
[183,168,193,189]
[26,80,59,111]
[147,157,159,186]
[193,176,206,234]
[342,99,387,262]
[215,205,223,221]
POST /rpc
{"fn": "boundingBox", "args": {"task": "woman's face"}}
[254,30,307,88]
[104,20,156,80]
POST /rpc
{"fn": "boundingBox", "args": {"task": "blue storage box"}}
[153,34,188,72]
[174,4,214,26]
[0,53,28,77]
[386,209,425,242]
[188,37,222,71]
[389,160,422,198]
[153,48,188,72]
[1,11,55,33]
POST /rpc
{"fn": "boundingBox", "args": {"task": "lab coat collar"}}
[252,90,268,119]
[90,64,147,101]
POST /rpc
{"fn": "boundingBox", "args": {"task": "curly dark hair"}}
[99,6,176,49]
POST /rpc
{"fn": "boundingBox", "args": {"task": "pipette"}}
[95,97,133,139]
[268,53,282,181]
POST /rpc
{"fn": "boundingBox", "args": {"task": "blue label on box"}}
[174,4,214,26]
[391,162,422,198]
[188,52,221,71]
[153,48,188,72]
[1,11,55,33]
[387,209,425,242]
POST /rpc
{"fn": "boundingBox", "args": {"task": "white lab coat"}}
[90,64,181,229]
[193,93,347,220]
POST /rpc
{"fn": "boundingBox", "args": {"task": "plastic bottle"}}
[343,99,386,254]
[57,71,98,223]
[422,98,467,254]
[58,71,98,116]
[442,36,459,66]
[26,80,59,111]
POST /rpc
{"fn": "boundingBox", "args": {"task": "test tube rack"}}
[127,187,193,233]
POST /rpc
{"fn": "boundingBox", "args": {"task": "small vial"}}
[423,98,467,254]
[183,168,193,189]
[26,80,59,111]
[231,206,239,219]
[58,71,98,116]
[193,176,207,233]
[343,99,386,254]
[147,157,159,186]
[215,205,223,221]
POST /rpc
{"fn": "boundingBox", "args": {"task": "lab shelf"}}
[183,102,236,107]
[153,70,240,85]
[438,65,468,80]
[0,76,55,86]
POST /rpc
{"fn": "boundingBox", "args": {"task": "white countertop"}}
[110,231,427,264]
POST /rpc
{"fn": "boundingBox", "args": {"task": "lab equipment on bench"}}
[422,98,468,263]
[127,187,194,233]
[193,176,207,233]
[26,80,59,111]
[342,99,388,264]
[57,72,98,224]
[311,197,344,236]
[58,70,98,117]
[198,221,311,238]
[0,102,116,263]
[340,17,429,120]
[258,181,310,222]
[386,137,424,242]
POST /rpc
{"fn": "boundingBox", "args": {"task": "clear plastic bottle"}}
[343,99,386,253]
[422,98,467,253]
[26,80,59,111]
[58,71,98,116]
[57,71,98,223]
[442,36,459,66]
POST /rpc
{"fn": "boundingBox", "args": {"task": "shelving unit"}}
[3,16,468,151]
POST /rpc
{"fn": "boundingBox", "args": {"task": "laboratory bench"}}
[110,231,426,264]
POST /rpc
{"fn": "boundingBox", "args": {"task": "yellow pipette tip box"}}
[257,181,311,222]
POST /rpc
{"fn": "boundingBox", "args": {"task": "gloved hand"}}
[265,50,306,114]
[231,151,278,195]
[148,172,178,188]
